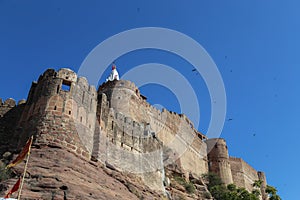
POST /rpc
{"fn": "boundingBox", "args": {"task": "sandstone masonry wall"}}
[94,90,164,191]
[98,80,208,179]
[229,157,267,199]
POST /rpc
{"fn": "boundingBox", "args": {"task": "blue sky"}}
[1,1,299,199]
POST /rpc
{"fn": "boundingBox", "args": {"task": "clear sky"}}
[0,1,299,199]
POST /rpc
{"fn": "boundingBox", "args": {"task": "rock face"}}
[1,142,163,200]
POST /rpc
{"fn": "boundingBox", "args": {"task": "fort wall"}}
[94,91,164,191]
[229,157,268,199]
[229,157,258,190]
[98,80,208,179]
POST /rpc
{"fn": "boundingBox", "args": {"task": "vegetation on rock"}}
[173,175,196,194]
[266,185,281,200]
[203,173,281,200]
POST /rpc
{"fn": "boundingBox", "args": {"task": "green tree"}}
[203,173,260,200]
[252,189,261,197]
[266,185,281,200]
[202,172,223,190]
[252,180,263,188]
[0,162,12,182]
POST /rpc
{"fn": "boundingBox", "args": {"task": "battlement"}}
[0,98,26,107]
[114,112,158,141]
[0,98,16,107]
[27,68,97,105]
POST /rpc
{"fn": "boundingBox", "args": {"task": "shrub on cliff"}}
[173,175,196,194]
[0,161,11,182]
[266,185,281,200]
[203,173,261,200]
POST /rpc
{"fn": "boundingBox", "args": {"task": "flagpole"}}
[17,136,33,200]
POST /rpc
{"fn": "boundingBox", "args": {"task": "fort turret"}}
[19,68,97,158]
[205,138,233,185]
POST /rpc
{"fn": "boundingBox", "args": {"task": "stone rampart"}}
[98,80,208,179]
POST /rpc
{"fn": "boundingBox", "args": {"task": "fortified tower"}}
[18,68,97,158]
[98,79,150,124]
[205,138,233,185]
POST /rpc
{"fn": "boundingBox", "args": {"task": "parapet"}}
[57,68,77,82]
[98,79,207,142]
[18,99,26,105]
[0,98,23,118]
[228,157,242,162]
[98,79,139,94]
[3,98,16,107]
[205,138,229,159]
[27,68,97,104]
[206,138,227,148]
[0,98,26,108]
[77,76,89,89]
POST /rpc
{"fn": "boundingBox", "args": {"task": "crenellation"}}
[18,99,26,105]
[4,98,16,107]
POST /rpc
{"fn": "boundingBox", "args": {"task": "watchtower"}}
[205,138,233,185]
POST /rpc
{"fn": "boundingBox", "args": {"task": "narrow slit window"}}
[90,98,93,110]
[82,91,85,104]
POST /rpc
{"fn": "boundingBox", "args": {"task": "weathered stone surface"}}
[0,143,163,200]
